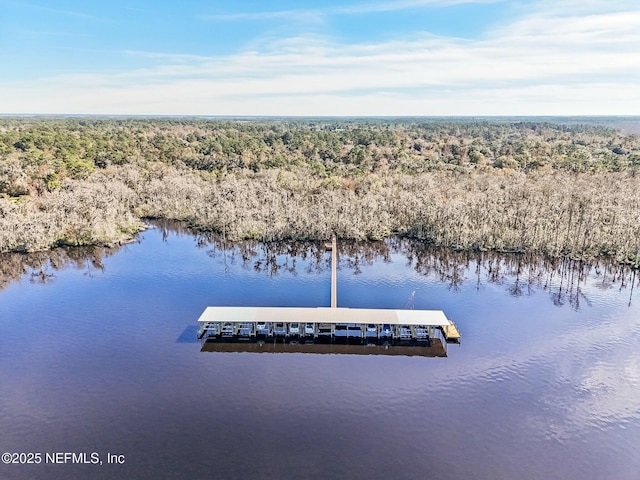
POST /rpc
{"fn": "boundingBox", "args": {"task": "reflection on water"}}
[1,223,639,480]
[3,222,636,311]
[0,245,122,291]
[200,340,448,357]
[190,224,640,311]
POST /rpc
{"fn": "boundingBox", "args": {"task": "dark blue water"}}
[1,227,639,479]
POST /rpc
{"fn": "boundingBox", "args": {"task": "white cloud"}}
[333,0,505,14]
[199,9,324,23]
[2,0,639,115]
[9,1,106,21]
[200,0,504,22]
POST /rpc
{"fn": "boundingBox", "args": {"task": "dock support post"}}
[331,234,337,308]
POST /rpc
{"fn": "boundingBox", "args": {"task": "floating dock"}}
[197,235,460,355]
[441,321,461,343]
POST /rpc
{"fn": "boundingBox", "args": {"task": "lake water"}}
[1,225,639,480]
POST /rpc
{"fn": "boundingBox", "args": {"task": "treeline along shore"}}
[1,117,639,267]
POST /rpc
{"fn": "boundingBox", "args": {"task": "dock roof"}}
[197,306,451,326]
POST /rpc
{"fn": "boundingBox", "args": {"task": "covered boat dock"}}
[197,236,460,355]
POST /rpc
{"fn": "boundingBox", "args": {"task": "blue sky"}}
[1,0,639,115]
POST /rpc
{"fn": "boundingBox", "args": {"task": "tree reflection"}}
[194,234,638,310]
[0,245,119,291]
[1,225,638,310]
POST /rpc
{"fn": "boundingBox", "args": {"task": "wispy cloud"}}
[3,0,639,115]
[7,0,101,20]
[22,30,91,38]
[200,10,321,22]
[334,0,505,14]
[201,0,504,22]
[123,50,213,63]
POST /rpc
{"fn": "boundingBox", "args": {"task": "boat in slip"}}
[289,322,301,336]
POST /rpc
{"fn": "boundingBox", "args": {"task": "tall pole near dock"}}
[331,235,337,308]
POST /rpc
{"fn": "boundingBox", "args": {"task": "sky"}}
[0,0,639,116]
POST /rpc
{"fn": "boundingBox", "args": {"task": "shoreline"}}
[2,218,637,271]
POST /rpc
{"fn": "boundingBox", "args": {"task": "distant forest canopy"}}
[1,117,639,187]
[0,117,639,267]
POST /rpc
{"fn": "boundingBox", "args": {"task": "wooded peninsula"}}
[1,117,639,267]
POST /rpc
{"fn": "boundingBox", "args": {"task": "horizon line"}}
[1,113,638,119]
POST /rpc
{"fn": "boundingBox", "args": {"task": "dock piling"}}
[331,235,337,308]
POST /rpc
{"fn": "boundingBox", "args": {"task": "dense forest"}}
[1,117,639,267]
